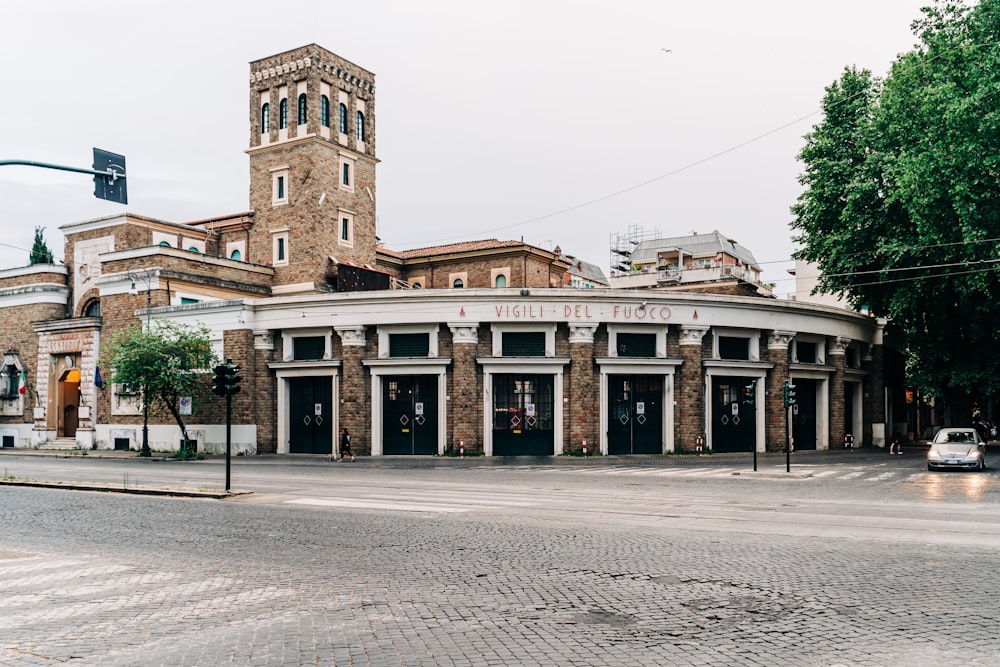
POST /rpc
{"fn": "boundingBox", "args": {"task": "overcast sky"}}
[2,1,930,297]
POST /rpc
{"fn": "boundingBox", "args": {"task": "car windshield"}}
[934,430,976,444]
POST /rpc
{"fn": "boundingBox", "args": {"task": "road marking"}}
[865,471,899,482]
[288,497,468,513]
[363,492,538,507]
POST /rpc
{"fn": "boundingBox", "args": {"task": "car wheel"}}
[927,464,934,471]
[981,458,987,471]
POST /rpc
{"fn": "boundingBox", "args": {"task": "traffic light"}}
[92,148,127,204]
[224,364,242,396]
[212,364,228,396]
[742,380,756,407]
[783,381,798,408]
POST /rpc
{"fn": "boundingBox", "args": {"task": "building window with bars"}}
[501,332,546,357]
[389,333,430,358]
[293,336,325,361]
[616,333,656,357]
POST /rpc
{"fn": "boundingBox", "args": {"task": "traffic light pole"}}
[1,148,127,204]
[226,392,232,492]
[786,404,791,473]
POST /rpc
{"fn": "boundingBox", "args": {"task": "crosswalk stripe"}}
[288,497,468,513]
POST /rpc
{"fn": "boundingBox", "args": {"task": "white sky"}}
[1,1,929,297]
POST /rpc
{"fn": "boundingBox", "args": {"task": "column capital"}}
[335,325,367,347]
[568,323,598,344]
[767,330,796,350]
[829,336,851,356]
[679,325,709,346]
[253,330,274,350]
[447,323,480,345]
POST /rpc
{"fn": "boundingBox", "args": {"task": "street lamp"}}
[128,269,154,457]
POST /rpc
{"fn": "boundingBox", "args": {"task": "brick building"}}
[0,44,899,457]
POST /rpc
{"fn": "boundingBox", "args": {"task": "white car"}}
[927,428,987,471]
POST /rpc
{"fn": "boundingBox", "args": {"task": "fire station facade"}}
[0,44,896,456]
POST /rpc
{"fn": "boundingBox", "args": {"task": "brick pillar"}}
[448,323,481,453]
[568,324,598,455]
[766,331,794,452]
[678,325,709,451]
[829,336,848,450]
[336,325,369,454]
[252,329,276,454]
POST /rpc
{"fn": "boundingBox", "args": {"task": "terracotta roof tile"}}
[391,239,526,259]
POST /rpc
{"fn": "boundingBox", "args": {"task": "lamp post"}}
[128,269,154,457]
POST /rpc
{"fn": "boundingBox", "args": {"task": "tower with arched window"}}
[248,44,377,291]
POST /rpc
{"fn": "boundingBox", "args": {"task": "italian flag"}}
[18,369,26,395]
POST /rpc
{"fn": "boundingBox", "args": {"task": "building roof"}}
[381,239,541,260]
[561,254,609,286]
[629,230,761,269]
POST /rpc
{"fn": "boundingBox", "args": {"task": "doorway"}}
[382,375,438,455]
[711,376,756,453]
[288,376,333,454]
[607,375,663,454]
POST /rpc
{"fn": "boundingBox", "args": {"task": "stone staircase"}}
[38,438,79,451]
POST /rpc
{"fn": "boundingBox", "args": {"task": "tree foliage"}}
[103,320,217,448]
[29,226,54,265]
[792,0,1000,403]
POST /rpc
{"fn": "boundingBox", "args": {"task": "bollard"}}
[460,439,464,458]
[845,433,854,450]
[696,435,703,454]
[582,438,588,457]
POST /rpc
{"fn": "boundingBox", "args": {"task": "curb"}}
[0,479,252,499]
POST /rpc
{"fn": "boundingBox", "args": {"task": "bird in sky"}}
[661,48,672,53]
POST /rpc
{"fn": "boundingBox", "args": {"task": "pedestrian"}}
[888,430,901,455]
[338,428,355,462]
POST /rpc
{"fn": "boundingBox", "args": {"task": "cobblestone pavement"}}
[2,453,1000,666]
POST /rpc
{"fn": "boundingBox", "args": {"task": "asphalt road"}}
[2,448,999,666]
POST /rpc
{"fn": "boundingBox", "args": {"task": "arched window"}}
[495,274,507,288]
[338,103,348,133]
[279,98,288,129]
[83,299,101,317]
[297,93,307,124]
[230,249,242,261]
[320,95,330,127]
[356,111,365,142]
[453,278,464,288]
[261,103,270,133]
[187,247,199,253]
[159,240,171,247]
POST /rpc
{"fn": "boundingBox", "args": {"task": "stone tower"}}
[247,45,377,291]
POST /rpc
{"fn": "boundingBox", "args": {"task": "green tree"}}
[103,320,217,451]
[792,0,1000,409]
[29,226,54,265]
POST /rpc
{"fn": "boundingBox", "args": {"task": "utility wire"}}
[389,33,989,251]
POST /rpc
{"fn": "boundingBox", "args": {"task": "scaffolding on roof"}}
[609,225,661,275]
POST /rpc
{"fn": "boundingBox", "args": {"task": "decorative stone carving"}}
[568,324,598,344]
[767,331,796,350]
[335,326,366,347]
[254,331,274,350]
[830,336,851,356]
[448,324,479,345]
[679,325,709,346]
